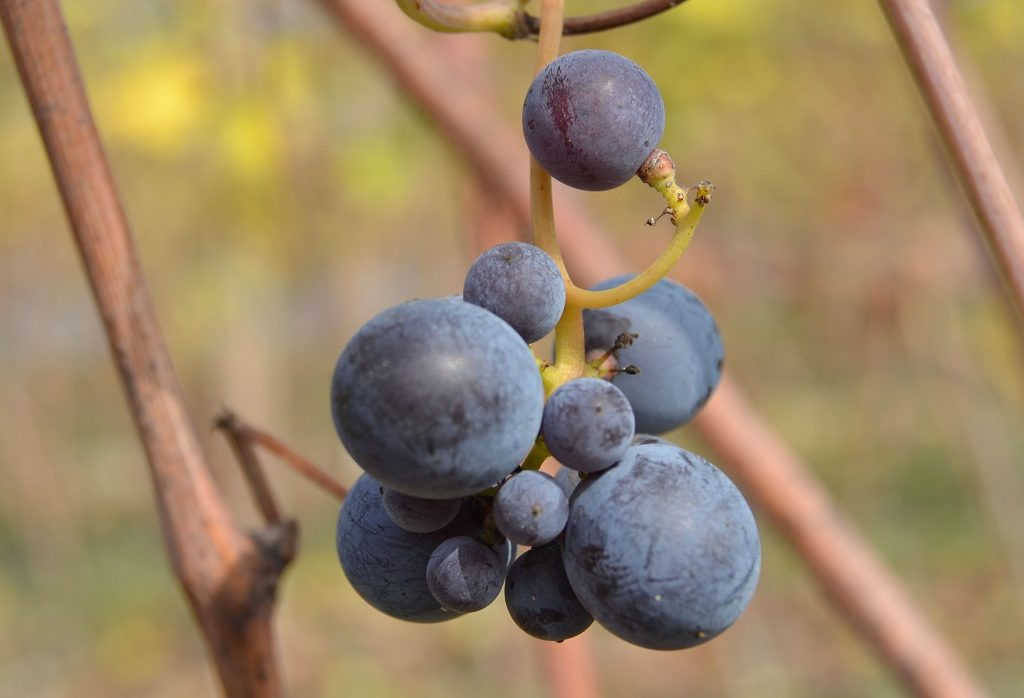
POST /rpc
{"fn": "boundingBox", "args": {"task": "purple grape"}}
[522,50,665,191]
[504,542,593,642]
[584,276,723,434]
[493,470,569,547]
[562,443,760,649]
[426,536,505,613]
[542,377,635,473]
[336,474,512,623]
[464,242,565,344]
[331,298,544,499]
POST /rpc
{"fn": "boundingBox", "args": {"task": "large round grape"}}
[331,298,544,498]
[562,443,760,650]
[336,474,512,623]
[504,542,593,642]
[522,50,665,191]
[583,276,723,434]
[542,377,635,473]
[464,242,565,344]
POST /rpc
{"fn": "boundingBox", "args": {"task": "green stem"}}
[565,180,713,309]
[530,159,568,281]
[529,0,592,391]
[543,306,586,392]
[527,1,713,396]
[528,0,566,277]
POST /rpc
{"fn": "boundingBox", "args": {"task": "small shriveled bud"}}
[637,148,675,185]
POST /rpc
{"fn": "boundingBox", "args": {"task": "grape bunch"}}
[331,49,760,650]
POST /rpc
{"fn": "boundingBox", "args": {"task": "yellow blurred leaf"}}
[93,49,208,156]
[218,102,282,183]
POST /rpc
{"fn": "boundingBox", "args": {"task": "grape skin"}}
[562,443,761,650]
[426,536,505,613]
[382,488,461,533]
[336,474,512,623]
[583,276,724,434]
[504,542,593,642]
[522,49,665,191]
[463,242,566,344]
[331,298,544,499]
[541,377,635,473]
[493,470,569,547]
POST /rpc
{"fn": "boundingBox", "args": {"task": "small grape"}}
[493,470,569,547]
[504,542,593,642]
[542,377,635,473]
[426,536,505,613]
[522,49,665,191]
[464,242,565,344]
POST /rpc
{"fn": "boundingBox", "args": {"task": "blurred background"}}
[2,0,1024,695]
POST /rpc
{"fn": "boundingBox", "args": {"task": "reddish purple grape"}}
[522,50,665,191]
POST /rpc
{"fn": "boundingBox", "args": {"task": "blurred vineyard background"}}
[2,0,1024,696]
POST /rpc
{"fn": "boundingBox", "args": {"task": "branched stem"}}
[528,2,712,391]
[565,180,713,308]
[545,305,587,390]
[527,3,569,284]
[529,0,592,389]
[396,0,692,39]
[526,0,692,36]
[395,0,528,39]
[530,159,567,279]
[0,2,294,694]
[217,412,285,524]
[216,411,349,502]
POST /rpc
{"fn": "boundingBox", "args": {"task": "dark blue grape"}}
[541,377,635,473]
[562,443,760,650]
[382,488,461,533]
[464,242,565,344]
[522,50,665,191]
[493,470,568,546]
[426,536,505,613]
[583,276,723,434]
[336,475,460,622]
[331,298,544,499]
[504,542,593,642]
[337,475,513,622]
